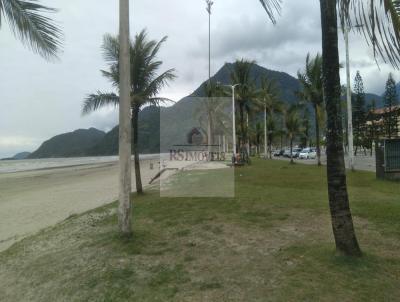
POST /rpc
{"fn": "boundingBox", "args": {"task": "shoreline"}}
[0,153,162,174]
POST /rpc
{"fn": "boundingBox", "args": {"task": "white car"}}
[299,148,317,159]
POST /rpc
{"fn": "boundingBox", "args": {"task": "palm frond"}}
[0,0,62,59]
[82,91,119,115]
[102,34,119,64]
[142,68,176,100]
[87,29,176,113]
[339,0,400,68]
[147,97,174,106]
[258,0,282,24]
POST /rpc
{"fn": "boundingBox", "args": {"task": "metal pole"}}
[344,26,355,171]
[206,0,213,81]
[118,0,132,235]
[232,85,237,156]
[208,10,211,80]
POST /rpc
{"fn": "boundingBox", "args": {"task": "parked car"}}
[292,148,303,158]
[299,148,317,159]
[273,149,285,157]
[283,149,292,158]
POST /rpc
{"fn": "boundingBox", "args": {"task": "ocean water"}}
[0,154,160,174]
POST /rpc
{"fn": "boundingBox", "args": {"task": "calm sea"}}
[0,154,160,174]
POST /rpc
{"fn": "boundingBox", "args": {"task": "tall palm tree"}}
[284,104,303,164]
[297,54,324,166]
[82,30,176,194]
[0,0,62,59]
[257,76,282,158]
[230,59,257,157]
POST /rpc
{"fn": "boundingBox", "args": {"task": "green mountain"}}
[13,152,31,160]
[28,128,105,159]
[86,106,161,156]
[193,62,301,103]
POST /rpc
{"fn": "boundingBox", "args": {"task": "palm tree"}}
[230,59,257,158]
[82,30,176,194]
[197,81,228,160]
[0,0,62,59]
[297,54,324,166]
[284,104,303,164]
[257,76,282,158]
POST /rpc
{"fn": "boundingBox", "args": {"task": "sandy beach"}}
[0,157,163,252]
[0,154,229,252]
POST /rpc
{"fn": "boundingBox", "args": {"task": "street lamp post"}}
[344,25,355,171]
[232,85,237,156]
[118,0,132,235]
[231,84,240,157]
[218,83,239,158]
[205,0,214,81]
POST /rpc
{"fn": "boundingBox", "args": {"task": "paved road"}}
[274,153,376,172]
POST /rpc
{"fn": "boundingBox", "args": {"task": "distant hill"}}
[87,106,161,155]
[1,151,31,161]
[365,93,383,108]
[13,152,31,160]
[28,128,105,159]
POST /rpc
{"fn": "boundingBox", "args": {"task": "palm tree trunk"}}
[314,105,322,166]
[320,0,361,257]
[132,105,143,194]
[240,104,245,152]
[290,135,294,164]
[118,0,132,235]
[268,136,273,159]
[246,112,250,156]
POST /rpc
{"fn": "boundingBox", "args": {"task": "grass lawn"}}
[0,159,399,301]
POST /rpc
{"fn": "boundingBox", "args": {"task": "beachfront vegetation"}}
[258,0,400,257]
[230,59,257,156]
[383,73,399,138]
[256,76,282,158]
[297,54,324,166]
[1,160,399,301]
[82,29,176,194]
[0,0,62,59]
[284,105,303,164]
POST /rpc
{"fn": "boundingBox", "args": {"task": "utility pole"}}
[344,25,357,171]
[231,84,239,157]
[118,0,132,235]
[206,0,213,81]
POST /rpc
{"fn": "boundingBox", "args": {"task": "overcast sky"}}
[0,0,397,158]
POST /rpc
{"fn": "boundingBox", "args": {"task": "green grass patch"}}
[0,159,399,301]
